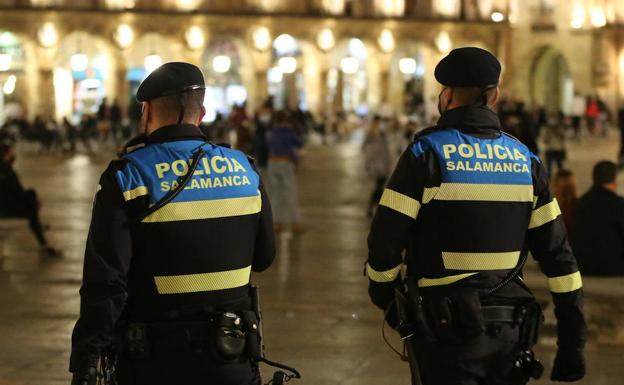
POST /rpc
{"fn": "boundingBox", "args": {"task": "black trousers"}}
[117,352,260,385]
[1,190,47,246]
[416,324,527,385]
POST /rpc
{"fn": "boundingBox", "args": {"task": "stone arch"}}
[200,35,254,121]
[0,30,38,121]
[529,45,573,114]
[54,31,117,121]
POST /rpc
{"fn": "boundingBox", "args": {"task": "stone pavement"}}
[0,131,623,385]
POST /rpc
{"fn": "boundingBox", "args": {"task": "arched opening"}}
[54,32,115,122]
[126,33,183,101]
[0,31,27,125]
[269,33,306,111]
[327,38,369,115]
[389,44,427,120]
[530,46,573,114]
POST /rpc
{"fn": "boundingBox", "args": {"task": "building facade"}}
[0,0,622,125]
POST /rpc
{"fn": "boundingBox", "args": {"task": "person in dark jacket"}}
[367,47,586,385]
[70,63,276,385]
[573,161,624,276]
[0,143,59,257]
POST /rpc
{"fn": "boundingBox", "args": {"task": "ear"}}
[143,102,152,122]
[490,87,500,107]
[198,105,206,125]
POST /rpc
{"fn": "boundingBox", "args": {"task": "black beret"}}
[136,62,205,102]
[434,47,501,88]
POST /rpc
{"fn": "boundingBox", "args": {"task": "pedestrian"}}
[366,47,586,385]
[543,113,567,176]
[0,143,60,257]
[570,92,585,139]
[362,116,391,217]
[573,161,624,276]
[110,99,122,143]
[266,110,303,233]
[585,96,599,135]
[253,97,273,170]
[69,62,276,385]
[552,169,578,241]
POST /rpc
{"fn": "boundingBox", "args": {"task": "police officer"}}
[366,48,586,384]
[70,62,275,385]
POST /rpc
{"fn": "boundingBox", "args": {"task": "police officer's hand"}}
[70,367,97,385]
[550,348,585,382]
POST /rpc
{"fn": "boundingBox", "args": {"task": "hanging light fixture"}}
[185,26,205,50]
[590,7,607,28]
[0,54,11,71]
[252,26,271,52]
[212,55,231,73]
[377,29,395,54]
[399,58,416,75]
[37,22,58,48]
[316,28,336,52]
[3,74,16,95]
[144,54,163,73]
[435,31,452,54]
[278,56,297,74]
[491,11,505,23]
[114,24,135,49]
[340,56,359,74]
[267,66,283,83]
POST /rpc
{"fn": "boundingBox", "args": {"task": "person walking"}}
[266,110,303,233]
[70,62,276,385]
[366,47,586,385]
[362,116,391,217]
[543,113,567,176]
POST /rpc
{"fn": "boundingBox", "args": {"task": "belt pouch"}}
[214,313,246,361]
[453,290,485,338]
[242,310,262,359]
[426,296,455,341]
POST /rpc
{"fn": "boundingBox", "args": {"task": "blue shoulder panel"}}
[424,128,533,185]
[117,140,260,204]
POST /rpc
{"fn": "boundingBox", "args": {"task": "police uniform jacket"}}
[70,124,275,371]
[367,105,586,349]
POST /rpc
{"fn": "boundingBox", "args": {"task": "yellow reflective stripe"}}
[435,183,533,202]
[442,251,520,270]
[422,187,439,203]
[154,266,251,294]
[123,186,148,201]
[418,272,478,287]
[366,263,402,282]
[142,195,261,223]
[379,188,420,219]
[529,198,562,229]
[548,271,583,293]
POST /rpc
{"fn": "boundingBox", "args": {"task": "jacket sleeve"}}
[366,142,435,310]
[69,163,133,372]
[252,175,275,272]
[526,157,587,350]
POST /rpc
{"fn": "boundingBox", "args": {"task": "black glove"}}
[71,367,98,385]
[550,348,585,382]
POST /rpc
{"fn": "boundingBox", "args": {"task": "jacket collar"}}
[146,124,206,144]
[437,105,501,132]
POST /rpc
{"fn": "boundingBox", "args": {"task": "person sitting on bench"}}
[0,143,60,257]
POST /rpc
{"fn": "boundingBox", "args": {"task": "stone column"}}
[255,70,268,106]
[37,69,55,120]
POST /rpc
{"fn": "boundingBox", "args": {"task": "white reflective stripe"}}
[442,251,521,270]
[366,263,402,283]
[418,272,478,287]
[548,271,583,293]
[123,186,148,201]
[379,189,420,219]
[422,187,439,203]
[142,195,261,223]
[434,183,534,202]
[529,198,562,229]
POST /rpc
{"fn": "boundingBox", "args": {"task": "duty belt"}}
[481,305,516,323]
